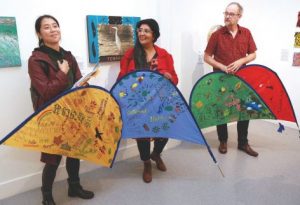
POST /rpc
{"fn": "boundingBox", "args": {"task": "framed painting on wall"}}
[0,17,21,68]
[292,52,300,66]
[294,32,300,48]
[87,15,140,63]
[297,11,300,27]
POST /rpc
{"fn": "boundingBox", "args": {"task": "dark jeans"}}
[42,157,80,192]
[217,120,249,146]
[136,138,168,161]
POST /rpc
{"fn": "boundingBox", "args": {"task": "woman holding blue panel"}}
[118,18,178,183]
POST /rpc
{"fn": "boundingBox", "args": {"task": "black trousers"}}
[41,157,80,192]
[136,138,168,161]
[216,120,249,146]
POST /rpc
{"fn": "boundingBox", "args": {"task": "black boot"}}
[68,179,94,199]
[41,188,56,205]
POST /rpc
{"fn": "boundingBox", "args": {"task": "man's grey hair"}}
[227,2,244,15]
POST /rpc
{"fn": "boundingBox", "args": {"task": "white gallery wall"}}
[0,0,299,199]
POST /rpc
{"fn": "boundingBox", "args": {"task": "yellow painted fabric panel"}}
[3,87,122,167]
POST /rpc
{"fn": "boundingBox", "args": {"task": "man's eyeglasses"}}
[137,28,153,34]
[223,12,240,17]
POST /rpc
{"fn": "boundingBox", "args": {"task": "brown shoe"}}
[218,142,227,154]
[150,152,167,171]
[238,144,258,157]
[143,160,152,183]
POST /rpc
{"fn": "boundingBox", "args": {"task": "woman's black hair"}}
[133,18,160,69]
[136,18,160,43]
[35,15,60,47]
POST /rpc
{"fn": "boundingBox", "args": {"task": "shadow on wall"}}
[193,53,213,84]
[180,32,212,101]
[107,62,121,90]
[87,62,120,90]
[192,53,205,85]
[190,24,223,87]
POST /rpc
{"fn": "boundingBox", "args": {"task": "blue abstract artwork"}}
[0,17,21,68]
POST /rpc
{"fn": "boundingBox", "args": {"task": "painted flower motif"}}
[235,82,241,90]
[220,86,226,93]
[196,101,203,108]
[152,126,160,133]
[223,109,230,116]
[119,91,127,98]
[162,123,170,130]
[131,83,138,91]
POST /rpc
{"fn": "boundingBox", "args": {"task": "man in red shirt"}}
[204,2,258,157]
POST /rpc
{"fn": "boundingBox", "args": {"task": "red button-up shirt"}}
[205,25,257,68]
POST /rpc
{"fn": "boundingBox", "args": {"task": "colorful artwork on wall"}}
[296,11,300,27]
[0,17,21,68]
[87,15,140,63]
[292,52,300,66]
[294,32,300,48]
